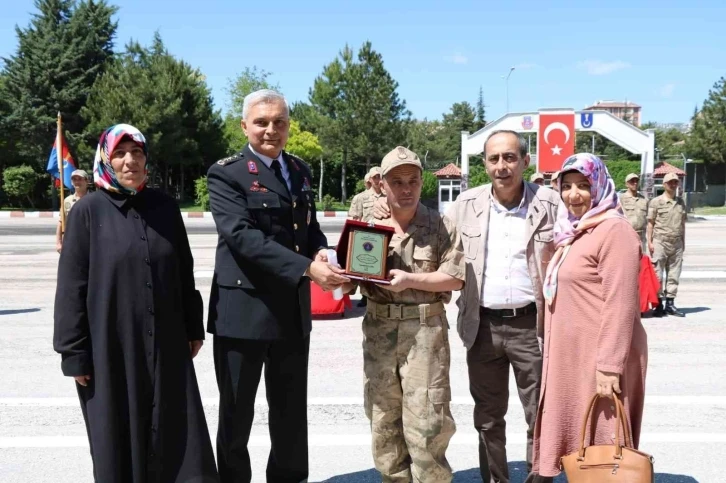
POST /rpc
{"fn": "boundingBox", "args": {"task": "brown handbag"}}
[560,393,654,482]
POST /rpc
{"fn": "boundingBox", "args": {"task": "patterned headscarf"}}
[93,124,148,195]
[542,153,626,304]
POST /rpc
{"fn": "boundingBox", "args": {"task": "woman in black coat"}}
[53,124,218,483]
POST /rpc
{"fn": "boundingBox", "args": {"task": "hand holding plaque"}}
[336,220,394,284]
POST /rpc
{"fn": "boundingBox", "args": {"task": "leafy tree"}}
[81,33,226,199]
[2,165,38,208]
[688,77,726,165]
[309,42,410,203]
[421,171,438,200]
[286,120,323,161]
[441,102,477,161]
[0,0,117,170]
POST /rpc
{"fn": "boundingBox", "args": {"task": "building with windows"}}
[584,100,642,127]
[433,163,462,214]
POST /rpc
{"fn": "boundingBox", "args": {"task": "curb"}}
[0,211,349,219]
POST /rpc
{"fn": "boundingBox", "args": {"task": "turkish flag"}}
[538,112,575,172]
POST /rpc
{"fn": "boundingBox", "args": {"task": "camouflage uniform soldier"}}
[620,172,649,253]
[647,172,686,317]
[348,173,372,220]
[347,147,465,483]
[348,167,385,222]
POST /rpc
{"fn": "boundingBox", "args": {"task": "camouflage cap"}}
[71,169,89,179]
[625,173,640,182]
[663,173,679,183]
[530,172,544,182]
[368,166,382,178]
[364,172,371,182]
[381,146,422,176]
[551,170,561,181]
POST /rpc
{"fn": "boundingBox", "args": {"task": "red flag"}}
[537,112,575,172]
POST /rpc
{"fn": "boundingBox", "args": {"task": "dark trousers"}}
[213,335,310,483]
[467,307,551,483]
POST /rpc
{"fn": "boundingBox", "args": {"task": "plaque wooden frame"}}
[336,219,394,284]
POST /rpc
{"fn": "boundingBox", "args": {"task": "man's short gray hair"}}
[483,130,529,159]
[242,89,289,120]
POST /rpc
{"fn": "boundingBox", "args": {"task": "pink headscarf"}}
[542,153,626,304]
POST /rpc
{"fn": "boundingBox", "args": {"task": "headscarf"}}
[93,124,148,195]
[542,153,626,304]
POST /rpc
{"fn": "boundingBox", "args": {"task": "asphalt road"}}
[1,217,725,482]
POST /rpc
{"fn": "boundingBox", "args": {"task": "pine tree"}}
[475,86,487,130]
[0,0,117,169]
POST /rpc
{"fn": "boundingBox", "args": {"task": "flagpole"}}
[57,112,66,235]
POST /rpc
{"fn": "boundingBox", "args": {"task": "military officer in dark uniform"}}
[207,89,349,483]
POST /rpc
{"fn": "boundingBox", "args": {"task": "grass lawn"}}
[694,206,726,215]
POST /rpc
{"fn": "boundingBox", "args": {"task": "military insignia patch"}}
[217,155,236,166]
[248,161,258,174]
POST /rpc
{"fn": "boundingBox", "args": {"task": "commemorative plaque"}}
[336,220,394,284]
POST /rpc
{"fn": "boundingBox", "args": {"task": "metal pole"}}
[503,67,515,113]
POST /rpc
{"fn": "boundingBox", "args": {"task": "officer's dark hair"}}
[482,130,528,160]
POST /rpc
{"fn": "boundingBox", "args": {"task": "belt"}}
[367,300,445,321]
[481,302,537,319]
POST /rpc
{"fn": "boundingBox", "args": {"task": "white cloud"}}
[446,53,468,65]
[579,60,630,75]
[659,83,676,98]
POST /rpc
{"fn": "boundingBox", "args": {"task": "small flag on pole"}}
[46,134,76,192]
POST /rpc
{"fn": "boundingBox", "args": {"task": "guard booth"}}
[434,163,462,214]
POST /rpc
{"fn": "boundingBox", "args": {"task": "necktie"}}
[271,159,288,192]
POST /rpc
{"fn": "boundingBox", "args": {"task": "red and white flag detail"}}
[537,112,575,173]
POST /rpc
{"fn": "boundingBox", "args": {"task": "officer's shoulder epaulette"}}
[216,152,244,167]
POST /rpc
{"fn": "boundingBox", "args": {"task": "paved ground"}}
[1,217,725,482]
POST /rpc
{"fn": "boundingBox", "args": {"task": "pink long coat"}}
[533,218,648,477]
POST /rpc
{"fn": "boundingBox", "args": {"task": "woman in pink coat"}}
[533,153,648,477]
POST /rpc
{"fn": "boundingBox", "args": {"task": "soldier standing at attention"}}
[348,172,372,220]
[55,169,90,253]
[647,172,687,317]
[343,146,465,483]
[620,172,649,252]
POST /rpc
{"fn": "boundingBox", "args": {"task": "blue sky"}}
[1,0,723,124]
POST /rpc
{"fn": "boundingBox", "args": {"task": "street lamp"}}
[502,67,515,113]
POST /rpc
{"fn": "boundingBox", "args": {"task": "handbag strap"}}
[578,393,633,459]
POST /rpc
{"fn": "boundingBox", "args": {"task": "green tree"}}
[286,120,323,161]
[309,42,410,203]
[0,0,117,170]
[475,86,487,131]
[441,101,477,161]
[81,33,226,199]
[2,165,38,208]
[421,171,438,200]
[688,77,726,165]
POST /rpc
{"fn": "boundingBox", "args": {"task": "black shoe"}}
[652,298,666,317]
[665,298,685,317]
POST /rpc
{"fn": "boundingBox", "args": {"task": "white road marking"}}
[2,432,726,449]
[679,270,726,279]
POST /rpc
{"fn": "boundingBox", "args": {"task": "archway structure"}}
[459,109,656,194]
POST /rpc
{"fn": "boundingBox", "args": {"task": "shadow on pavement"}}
[680,306,710,315]
[317,463,699,482]
[0,308,41,316]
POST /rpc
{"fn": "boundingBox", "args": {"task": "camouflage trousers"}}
[653,236,684,298]
[362,310,456,483]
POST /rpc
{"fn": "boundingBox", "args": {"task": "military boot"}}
[665,298,685,317]
[652,298,666,317]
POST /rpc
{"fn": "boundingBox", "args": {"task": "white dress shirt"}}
[249,145,291,192]
[481,187,536,309]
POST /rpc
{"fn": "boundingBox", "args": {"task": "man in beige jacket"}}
[447,130,560,483]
